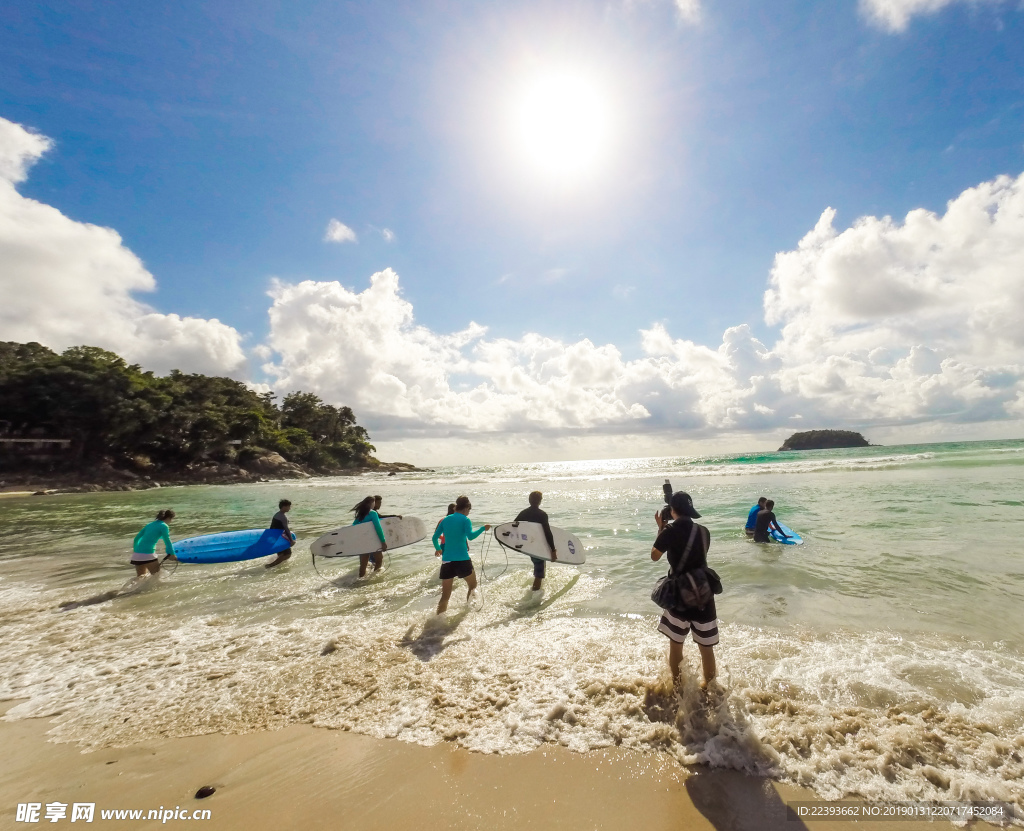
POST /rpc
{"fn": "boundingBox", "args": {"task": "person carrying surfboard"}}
[514,491,557,593]
[431,495,489,614]
[351,496,387,577]
[753,499,789,543]
[745,497,767,537]
[265,499,294,568]
[131,509,177,576]
[373,495,403,520]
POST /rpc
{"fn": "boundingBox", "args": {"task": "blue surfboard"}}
[174,529,295,564]
[769,522,803,545]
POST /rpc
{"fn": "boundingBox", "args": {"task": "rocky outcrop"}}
[1,452,423,495]
[779,430,871,451]
[242,452,311,479]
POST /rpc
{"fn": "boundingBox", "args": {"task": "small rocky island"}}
[779,430,871,451]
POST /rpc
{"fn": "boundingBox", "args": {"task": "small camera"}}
[660,478,673,523]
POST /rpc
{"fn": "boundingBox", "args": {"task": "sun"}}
[510,69,611,184]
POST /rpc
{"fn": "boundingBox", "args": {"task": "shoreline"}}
[0,705,1008,831]
[0,460,424,497]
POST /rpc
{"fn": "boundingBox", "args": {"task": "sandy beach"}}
[1,701,1008,831]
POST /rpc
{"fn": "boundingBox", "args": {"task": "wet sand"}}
[0,703,1007,831]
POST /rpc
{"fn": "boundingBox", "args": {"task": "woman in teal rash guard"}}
[431,495,490,615]
[131,509,177,576]
[352,496,387,577]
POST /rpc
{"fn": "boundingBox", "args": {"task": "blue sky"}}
[2,0,1024,463]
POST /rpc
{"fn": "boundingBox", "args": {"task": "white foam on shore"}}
[2,570,1022,820]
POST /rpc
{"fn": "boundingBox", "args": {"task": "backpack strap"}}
[673,524,700,574]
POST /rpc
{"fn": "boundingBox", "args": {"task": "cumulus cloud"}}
[263,269,651,434]
[0,116,246,376]
[262,269,792,438]
[265,169,1024,446]
[765,171,1024,424]
[324,218,357,243]
[860,0,1004,32]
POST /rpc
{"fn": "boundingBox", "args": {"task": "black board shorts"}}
[439,559,473,580]
[657,599,719,646]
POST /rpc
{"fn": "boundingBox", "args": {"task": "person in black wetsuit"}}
[265,499,294,568]
[753,499,789,543]
[515,491,557,593]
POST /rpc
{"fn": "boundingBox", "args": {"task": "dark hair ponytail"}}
[351,496,374,521]
[446,503,456,515]
[156,509,176,522]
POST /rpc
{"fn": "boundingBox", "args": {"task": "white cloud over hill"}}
[0,117,246,376]
[265,170,1024,444]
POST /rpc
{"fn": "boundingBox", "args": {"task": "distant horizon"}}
[367,434,1024,471]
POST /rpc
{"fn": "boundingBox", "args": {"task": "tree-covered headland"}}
[0,342,380,480]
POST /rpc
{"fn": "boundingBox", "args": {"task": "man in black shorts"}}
[651,491,717,688]
[515,491,557,593]
[265,499,294,568]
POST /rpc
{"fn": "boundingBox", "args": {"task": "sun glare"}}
[510,70,611,185]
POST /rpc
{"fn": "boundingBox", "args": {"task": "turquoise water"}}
[1,440,1023,814]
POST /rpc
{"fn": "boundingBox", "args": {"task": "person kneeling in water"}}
[432,495,489,614]
[753,499,789,543]
[131,509,177,576]
[745,496,767,537]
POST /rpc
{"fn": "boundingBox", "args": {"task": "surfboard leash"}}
[469,533,493,612]
[480,531,508,581]
[310,549,329,580]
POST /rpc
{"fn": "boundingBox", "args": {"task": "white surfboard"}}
[310,516,426,558]
[493,521,586,565]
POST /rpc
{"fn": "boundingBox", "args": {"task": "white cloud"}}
[0,116,246,376]
[324,218,357,243]
[263,269,651,434]
[860,0,1005,32]
[265,169,1024,451]
[764,171,1024,424]
[262,269,790,438]
[0,118,52,184]
[624,0,702,25]
[381,228,396,243]
[674,0,702,24]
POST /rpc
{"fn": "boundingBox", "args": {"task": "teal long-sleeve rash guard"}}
[354,510,386,543]
[432,513,485,562]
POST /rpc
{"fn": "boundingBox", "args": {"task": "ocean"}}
[1,440,1023,814]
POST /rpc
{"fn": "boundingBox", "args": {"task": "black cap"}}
[670,491,701,519]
